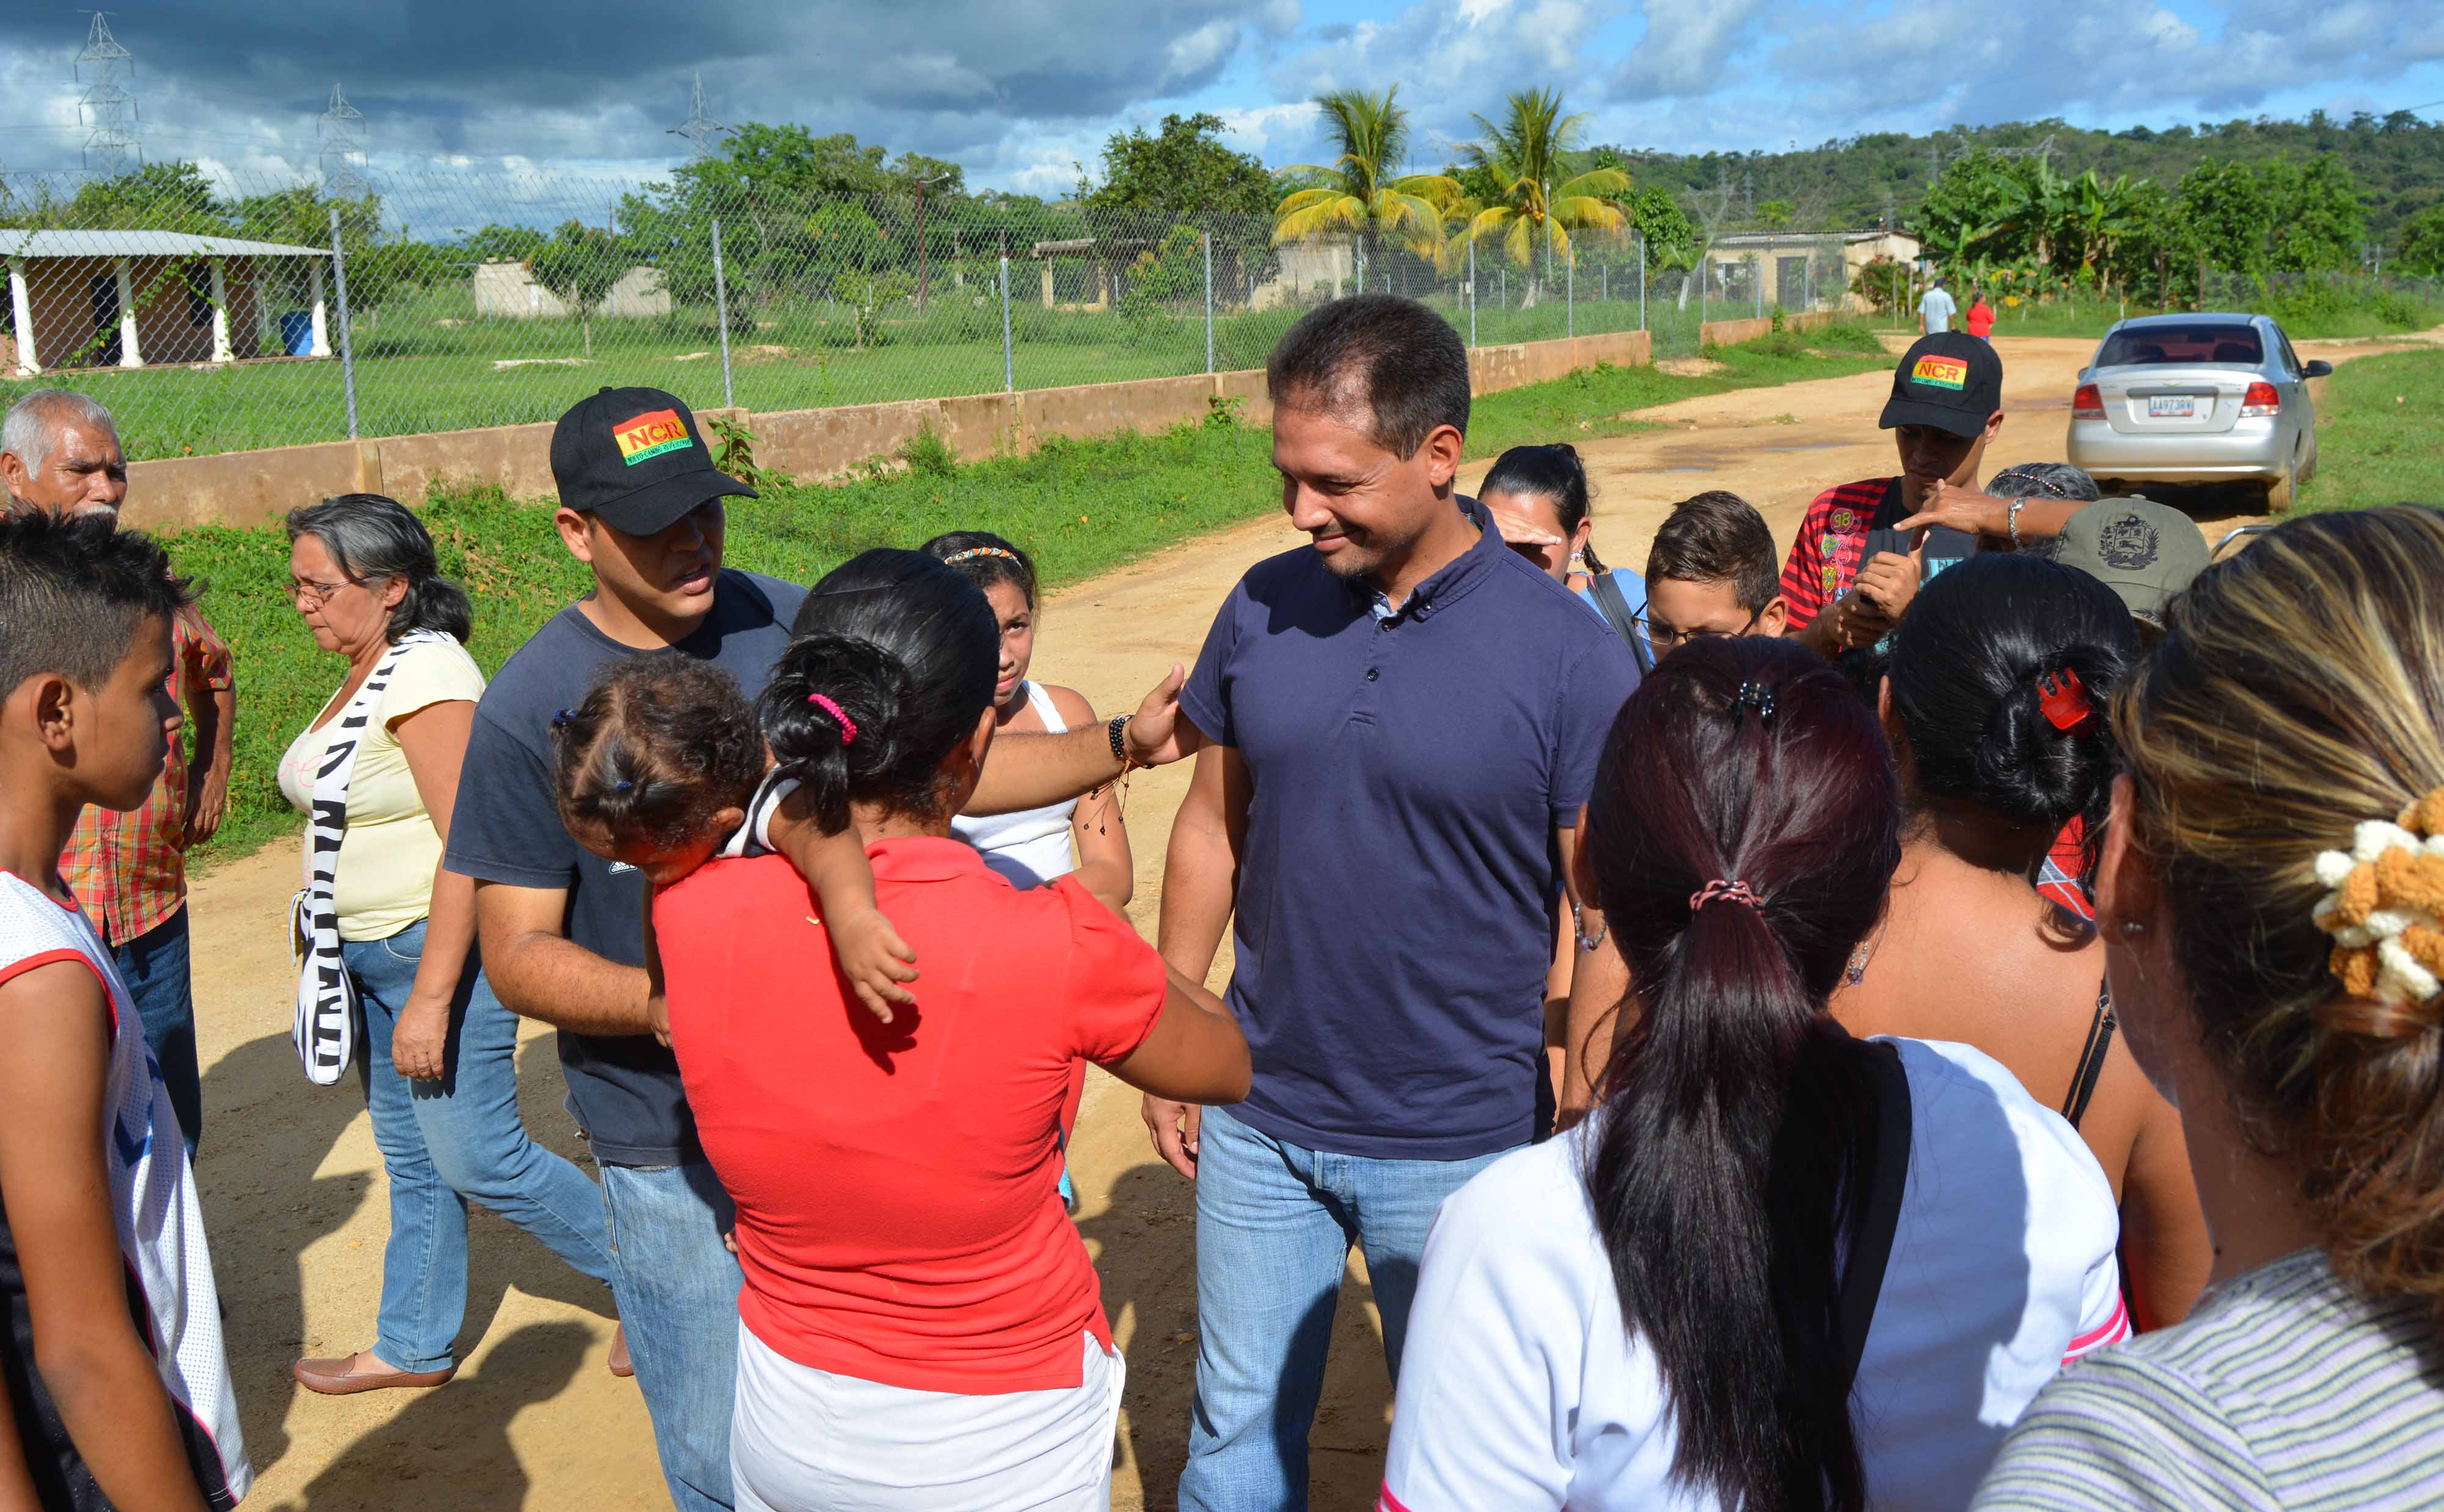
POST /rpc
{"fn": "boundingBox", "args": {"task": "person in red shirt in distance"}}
[1967,287,1998,341]
[552,550,1249,1512]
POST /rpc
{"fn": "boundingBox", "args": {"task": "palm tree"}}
[1458,89,1629,304]
[1271,86,1460,277]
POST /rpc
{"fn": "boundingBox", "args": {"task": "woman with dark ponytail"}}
[558,549,1249,1510]
[1383,637,2128,1511]
[1834,552,2212,1331]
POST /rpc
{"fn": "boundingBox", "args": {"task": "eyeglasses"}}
[287,575,354,606]
[1637,606,1764,651]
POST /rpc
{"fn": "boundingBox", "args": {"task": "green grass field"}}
[2297,348,2444,515]
[167,330,1889,869]
[2,279,1692,463]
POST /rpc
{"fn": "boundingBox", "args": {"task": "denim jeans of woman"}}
[347,919,615,1373]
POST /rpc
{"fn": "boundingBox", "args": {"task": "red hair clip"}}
[2038,668,2093,734]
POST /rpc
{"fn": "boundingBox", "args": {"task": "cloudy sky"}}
[2,0,2440,216]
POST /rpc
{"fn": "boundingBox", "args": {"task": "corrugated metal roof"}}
[0,229,330,260]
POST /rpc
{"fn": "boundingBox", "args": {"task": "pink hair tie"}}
[806,693,857,745]
[1689,878,1763,913]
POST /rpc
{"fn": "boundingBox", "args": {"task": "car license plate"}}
[2147,395,2197,419]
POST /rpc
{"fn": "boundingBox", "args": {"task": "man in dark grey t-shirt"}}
[443,387,795,1512]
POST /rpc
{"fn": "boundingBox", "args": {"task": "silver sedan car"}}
[2065,313,2331,509]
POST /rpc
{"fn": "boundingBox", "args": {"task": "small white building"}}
[1701,230,1923,312]
[470,260,672,320]
[4,228,335,376]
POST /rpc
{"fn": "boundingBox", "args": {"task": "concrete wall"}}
[119,326,1655,531]
[1697,310,1839,349]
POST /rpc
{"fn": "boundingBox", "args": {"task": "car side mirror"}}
[2303,360,2333,378]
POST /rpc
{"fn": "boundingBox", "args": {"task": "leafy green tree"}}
[1271,86,1460,263]
[1457,89,1629,301]
[2256,155,2365,272]
[527,221,627,356]
[56,162,225,230]
[2173,159,2275,276]
[459,224,547,263]
[807,202,888,277]
[1089,113,1273,217]
[230,188,426,312]
[2396,204,2444,276]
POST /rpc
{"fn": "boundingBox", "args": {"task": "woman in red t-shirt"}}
[1966,287,1997,340]
[551,550,1251,1511]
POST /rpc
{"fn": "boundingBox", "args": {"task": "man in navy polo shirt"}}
[1149,295,1641,1510]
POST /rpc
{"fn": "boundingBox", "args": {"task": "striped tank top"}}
[0,871,252,1508]
[1971,1248,2444,1509]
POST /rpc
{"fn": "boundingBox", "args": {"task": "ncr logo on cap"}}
[1911,356,1969,391]
[613,408,693,467]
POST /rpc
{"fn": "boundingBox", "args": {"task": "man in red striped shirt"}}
[1783,334,2005,660]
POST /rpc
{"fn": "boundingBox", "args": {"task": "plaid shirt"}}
[1777,477,1904,629]
[59,605,234,946]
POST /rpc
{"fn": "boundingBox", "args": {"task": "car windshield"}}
[2096,324,2262,368]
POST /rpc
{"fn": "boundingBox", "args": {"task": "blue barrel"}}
[280,312,315,356]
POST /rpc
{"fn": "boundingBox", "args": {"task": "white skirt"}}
[730,1323,1125,1511]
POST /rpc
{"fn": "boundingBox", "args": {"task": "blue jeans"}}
[599,1159,745,1512]
[348,920,614,1373]
[112,908,200,1158]
[1179,1106,1510,1511]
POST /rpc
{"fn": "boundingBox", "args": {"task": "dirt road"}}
[186,332,2393,1509]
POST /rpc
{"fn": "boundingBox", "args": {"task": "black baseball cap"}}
[549,387,755,535]
[1879,333,2003,439]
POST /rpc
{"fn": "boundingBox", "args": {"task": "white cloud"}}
[1614,0,1768,100]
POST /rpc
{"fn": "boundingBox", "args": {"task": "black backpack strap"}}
[2062,982,2117,1130]
[1837,1039,1914,1393]
[1584,569,1656,674]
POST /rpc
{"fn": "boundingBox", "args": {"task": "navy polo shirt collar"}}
[1351,497,1498,626]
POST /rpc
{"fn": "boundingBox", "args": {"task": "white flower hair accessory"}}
[2311,787,2444,1009]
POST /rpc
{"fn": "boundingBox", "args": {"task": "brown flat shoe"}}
[608,1324,634,1378]
[293,1351,455,1396]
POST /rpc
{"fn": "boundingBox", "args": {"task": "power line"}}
[320,82,371,196]
[75,11,139,175]
[669,71,725,157]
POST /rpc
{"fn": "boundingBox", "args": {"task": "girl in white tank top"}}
[930,535,1132,916]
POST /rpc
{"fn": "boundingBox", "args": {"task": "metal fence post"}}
[326,206,360,440]
[999,255,1014,393]
[709,216,735,409]
[1567,251,1574,338]
[1202,232,1213,374]
[1468,236,1476,348]
[1637,233,1647,331]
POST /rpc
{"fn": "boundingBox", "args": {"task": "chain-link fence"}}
[4,168,1886,462]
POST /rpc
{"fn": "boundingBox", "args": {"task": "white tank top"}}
[0,871,252,1505]
[953,681,1079,888]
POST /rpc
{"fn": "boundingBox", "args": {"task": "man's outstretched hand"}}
[1124,664,1204,768]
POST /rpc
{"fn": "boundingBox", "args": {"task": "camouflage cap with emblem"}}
[1879,332,2003,438]
[548,385,756,536]
[2051,495,2210,627]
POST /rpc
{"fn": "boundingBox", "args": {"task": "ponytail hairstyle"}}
[1886,552,2137,894]
[285,493,474,644]
[763,548,999,835]
[1584,636,1902,1511]
[2117,506,2444,1333]
[921,530,1037,609]
[551,652,767,853]
[1480,442,1606,574]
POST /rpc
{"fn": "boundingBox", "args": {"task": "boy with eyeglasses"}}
[1639,491,1788,660]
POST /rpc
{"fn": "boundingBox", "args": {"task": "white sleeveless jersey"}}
[953,681,1081,888]
[0,871,251,1507]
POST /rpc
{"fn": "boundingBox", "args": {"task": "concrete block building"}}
[4,229,335,376]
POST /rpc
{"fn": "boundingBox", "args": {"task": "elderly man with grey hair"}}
[1,387,128,517]
[2,389,233,1156]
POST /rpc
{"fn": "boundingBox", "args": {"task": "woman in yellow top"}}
[276,494,613,1395]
